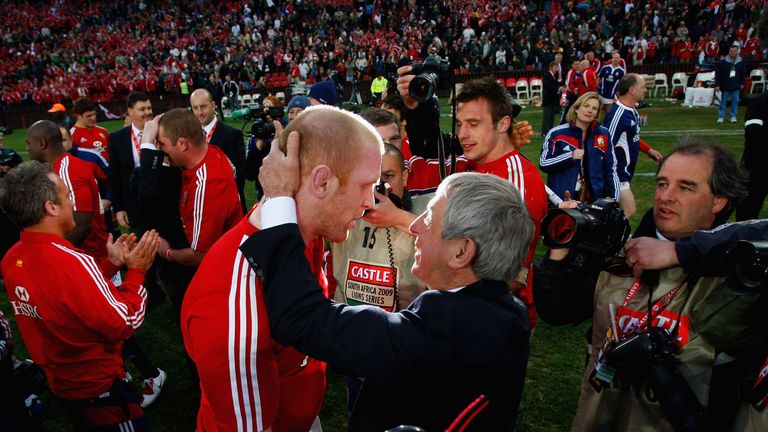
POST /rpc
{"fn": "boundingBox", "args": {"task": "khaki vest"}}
[331,194,430,311]
[573,267,723,432]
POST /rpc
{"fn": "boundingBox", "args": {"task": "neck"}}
[617,96,636,108]
[434,270,480,291]
[75,121,90,129]
[183,144,208,170]
[204,117,217,128]
[475,138,514,166]
[575,119,590,131]
[133,121,145,131]
[23,221,67,238]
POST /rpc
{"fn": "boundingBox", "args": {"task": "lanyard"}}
[205,118,218,143]
[621,276,687,333]
[131,127,142,154]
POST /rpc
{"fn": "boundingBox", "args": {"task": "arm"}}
[539,134,576,173]
[675,220,768,276]
[533,250,603,325]
[639,139,662,162]
[239,222,453,380]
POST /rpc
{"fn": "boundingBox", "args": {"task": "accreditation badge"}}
[344,260,398,312]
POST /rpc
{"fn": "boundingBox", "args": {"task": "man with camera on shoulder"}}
[534,142,768,431]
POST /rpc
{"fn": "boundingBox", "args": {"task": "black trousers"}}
[736,162,768,220]
[542,104,556,136]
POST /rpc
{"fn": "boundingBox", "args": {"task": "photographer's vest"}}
[572,267,722,432]
[331,194,431,312]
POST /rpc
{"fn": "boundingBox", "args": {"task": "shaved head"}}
[28,120,63,150]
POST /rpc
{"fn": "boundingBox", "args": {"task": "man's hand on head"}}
[141,114,163,148]
[259,131,301,198]
[396,65,419,110]
[512,121,533,149]
[624,237,679,277]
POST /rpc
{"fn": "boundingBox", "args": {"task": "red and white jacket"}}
[1,231,146,399]
[182,215,326,432]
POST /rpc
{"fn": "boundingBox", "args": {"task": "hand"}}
[557,190,579,209]
[259,130,301,197]
[511,120,533,149]
[125,230,159,270]
[362,191,416,232]
[273,119,284,139]
[141,114,164,147]
[101,199,111,213]
[572,149,585,160]
[396,65,419,109]
[624,237,679,277]
[646,148,663,163]
[106,233,137,266]
[116,210,130,228]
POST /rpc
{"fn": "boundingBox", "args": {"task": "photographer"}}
[397,67,546,328]
[534,142,767,431]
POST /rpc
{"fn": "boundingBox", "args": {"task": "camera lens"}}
[546,212,577,247]
[409,72,439,103]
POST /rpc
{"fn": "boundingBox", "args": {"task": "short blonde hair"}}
[278,106,382,185]
[566,92,601,123]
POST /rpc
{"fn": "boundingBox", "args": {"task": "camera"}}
[244,103,285,141]
[408,54,452,103]
[726,240,768,291]
[541,198,630,257]
[603,327,704,431]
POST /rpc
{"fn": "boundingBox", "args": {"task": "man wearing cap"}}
[308,79,338,106]
[286,95,311,122]
[714,44,746,124]
[190,88,247,212]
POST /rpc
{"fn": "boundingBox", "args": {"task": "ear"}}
[308,164,337,199]
[402,169,409,188]
[496,115,511,135]
[448,237,477,270]
[177,137,190,151]
[712,195,728,215]
[43,199,58,217]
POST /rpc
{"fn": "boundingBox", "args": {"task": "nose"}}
[409,212,425,236]
[362,187,376,212]
[656,185,676,203]
[457,124,469,142]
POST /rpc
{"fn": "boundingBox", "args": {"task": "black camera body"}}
[541,198,630,257]
[408,54,452,103]
[604,327,705,431]
[726,240,768,291]
[249,103,285,141]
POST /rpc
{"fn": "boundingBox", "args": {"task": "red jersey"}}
[54,153,108,258]
[179,145,243,254]
[70,124,110,160]
[471,150,548,327]
[181,215,326,432]
[401,136,470,195]
[1,231,146,399]
[576,68,598,95]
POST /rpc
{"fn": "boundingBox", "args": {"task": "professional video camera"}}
[408,54,452,103]
[541,198,631,257]
[726,240,768,291]
[233,103,285,141]
[599,327,705,431]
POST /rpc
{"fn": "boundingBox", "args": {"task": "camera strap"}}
[620,276,687,336]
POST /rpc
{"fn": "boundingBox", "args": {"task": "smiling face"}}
[653,153,727,240]
[190,93,216,126]
[456,98,510,165]
[409,194,452,288]
[574,96,600,126]
[128,100,154,130]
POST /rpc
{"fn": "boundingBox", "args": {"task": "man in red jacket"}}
[0,161,158,431]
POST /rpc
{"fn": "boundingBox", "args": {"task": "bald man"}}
[190,88,247,211]
[181,105,383,431]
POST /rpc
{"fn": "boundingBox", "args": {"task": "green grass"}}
[1,98,765,431]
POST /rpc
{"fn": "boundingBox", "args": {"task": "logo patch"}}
[15,286,29,301]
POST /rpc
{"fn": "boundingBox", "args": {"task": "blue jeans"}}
[719,90,739,120]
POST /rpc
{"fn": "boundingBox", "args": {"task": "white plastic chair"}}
[750,69,766,94]
[275,92,286,104]
[529,78,543,99]
[240,94,252,106]
[654,73,669,97]
[516,79,530,100]
[671,72,687,94]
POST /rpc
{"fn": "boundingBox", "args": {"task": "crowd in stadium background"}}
[1,0,767,109]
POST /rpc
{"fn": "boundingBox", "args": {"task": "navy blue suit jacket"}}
[240,224,530,431]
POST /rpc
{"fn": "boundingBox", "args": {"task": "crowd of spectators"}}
[1,0,766,110]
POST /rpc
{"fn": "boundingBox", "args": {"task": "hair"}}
[28,120,64,152]
[383,143,405,171]
[657,142,747,223]
[158,108,205,147]
[616,73,641,96]
[438,172,534,283]
[548,61,558,69]
[456,76,516,130]
[71,97,96,115]
[381,93,406,122]
[0,161,59,228]
[278,105,382,185]
[566,92,602,123]
[126,92,150,109]
[361,107,398,128]
[263,95,282,107]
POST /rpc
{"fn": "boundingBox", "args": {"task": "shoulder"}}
[109,126,130,140]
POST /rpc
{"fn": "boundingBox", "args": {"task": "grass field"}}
[0,97,765,431]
